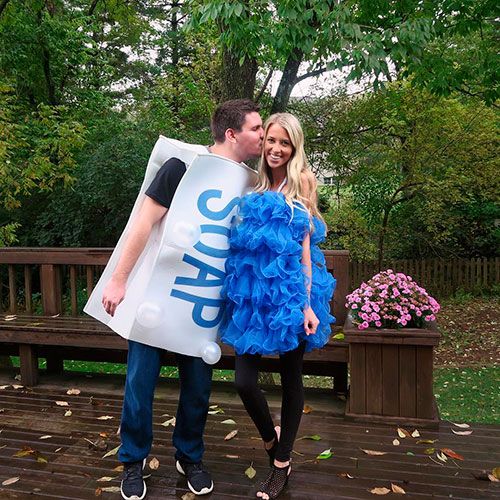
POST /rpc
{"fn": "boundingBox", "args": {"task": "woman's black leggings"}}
[234,342,306,462]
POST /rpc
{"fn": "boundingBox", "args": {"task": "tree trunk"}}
[271,48,303,113]
[377,207,391,270]
[219,48,258,102]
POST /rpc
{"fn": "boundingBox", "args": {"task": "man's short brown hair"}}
[211,99,260,143]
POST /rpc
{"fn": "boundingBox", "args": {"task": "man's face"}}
[234,111,264,160]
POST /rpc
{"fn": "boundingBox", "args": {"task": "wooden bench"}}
[0,248,350,392]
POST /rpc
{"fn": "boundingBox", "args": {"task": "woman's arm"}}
[300,172,319,335]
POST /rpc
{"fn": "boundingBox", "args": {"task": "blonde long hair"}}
[255,113,323,221]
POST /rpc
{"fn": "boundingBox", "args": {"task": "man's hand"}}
[304,306,319,335]
[102,276,127,317]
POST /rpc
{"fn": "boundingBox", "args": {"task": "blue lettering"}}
[170,289,224,328]
[174,254,225,287]
[194,225,230,259]
[197,190,239,221]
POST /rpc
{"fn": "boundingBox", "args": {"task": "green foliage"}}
[295,83,499,260]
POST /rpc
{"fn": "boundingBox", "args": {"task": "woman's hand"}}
[304,306,319,335]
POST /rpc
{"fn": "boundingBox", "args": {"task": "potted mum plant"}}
[344,270,441,427]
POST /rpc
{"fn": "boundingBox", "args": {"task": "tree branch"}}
[294,66,328,84]
[254,69,273,103]
[0,0,11,17]
[88,0,99,16]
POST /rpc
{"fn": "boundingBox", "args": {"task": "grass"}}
[434,365,499,424]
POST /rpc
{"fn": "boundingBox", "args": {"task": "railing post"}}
[40,264,64,374]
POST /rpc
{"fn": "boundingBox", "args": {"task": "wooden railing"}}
[350,257,499,298]
[0,248,351,325]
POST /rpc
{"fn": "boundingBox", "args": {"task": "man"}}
[102,99,263,500]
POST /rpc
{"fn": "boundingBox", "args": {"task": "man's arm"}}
[102,196,167,316]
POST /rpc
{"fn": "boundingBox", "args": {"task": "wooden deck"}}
[0,372,498,499]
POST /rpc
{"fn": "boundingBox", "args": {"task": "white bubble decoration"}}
[200,342,221,365]
[171,221,201,249]
[136,301,164,329]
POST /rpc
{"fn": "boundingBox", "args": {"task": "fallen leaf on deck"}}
[316,448,332,459]
[245,463,256,479]
[411,430,420,438]
[66,388,81,395]
[161,417,176,427]
[338,472,354,479]
[36,455,48,463]
[451,429,473,436]
[39,435,52,440]
[5,315,17,321]
[221,419,236,425]
[224,430,238,441]
[14,374,21,381]
[0,445,6,450]
[149,457,159,470]
[441,448,464,461]
[370,487,391,495]
[436,452,448,462]
[95,488,102,496]
[392,439,400,446]
[391,483,406,494]
[303,405,313,414]
[473,470,500,482]
[451,422,470,428]
[406,452,414,456]
[12,385,23,389]
[181,493,196,500]
[13,446,35,457]
[64,410,72,417]
[113,465,124,472]
[55,447,62,453]
[101,486,121,492]
[2,477,20,486]
[55,401,69,407]
[299,434,322,441]
[332,332,345,340]
[397,428,410,438]
[493,467,500,479]
[99,432,108,438]
[225,454,239,459]
[361,449,387,456]
[0,385,9,389]
[97,415,114,420]
[416,439,437,444]
[102,444,120,459]
[424,448,435,455]
[96,476,115,482]
[208,408,224,415]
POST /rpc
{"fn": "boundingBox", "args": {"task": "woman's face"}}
[264,123,293,171]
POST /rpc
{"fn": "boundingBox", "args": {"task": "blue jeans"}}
[118,340,212,464]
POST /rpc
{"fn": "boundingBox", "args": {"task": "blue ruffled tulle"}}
[219,192,336,355]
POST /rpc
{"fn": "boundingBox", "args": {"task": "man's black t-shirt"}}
[145,157,186,209]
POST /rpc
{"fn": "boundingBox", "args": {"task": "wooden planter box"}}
[344,315,441,428]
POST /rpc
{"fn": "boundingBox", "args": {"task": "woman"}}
[220,113,336,499]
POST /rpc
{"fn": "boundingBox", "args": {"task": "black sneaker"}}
[176,460,214,495]
[121,459,146,500]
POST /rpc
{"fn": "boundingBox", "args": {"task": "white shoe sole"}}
[176,460,214,496]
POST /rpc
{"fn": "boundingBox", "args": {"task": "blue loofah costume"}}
[219,191,336,355]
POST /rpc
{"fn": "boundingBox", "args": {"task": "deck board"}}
[0,374,498,499]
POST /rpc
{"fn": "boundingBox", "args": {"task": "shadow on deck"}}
[0,371,498,499]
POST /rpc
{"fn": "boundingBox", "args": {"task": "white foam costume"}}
[84,136,257,364]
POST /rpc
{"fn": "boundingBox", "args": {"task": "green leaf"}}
[332,333,345,341]
[316,448,333,460]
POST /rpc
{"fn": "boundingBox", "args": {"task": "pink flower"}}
[375,321,382,327]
